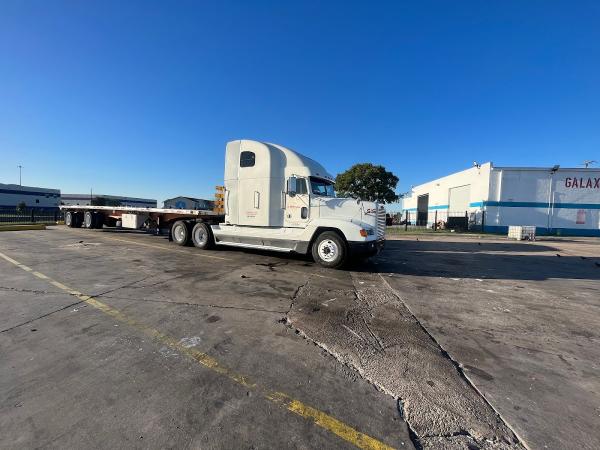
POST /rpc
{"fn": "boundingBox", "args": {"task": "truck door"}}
[284,177,310,228]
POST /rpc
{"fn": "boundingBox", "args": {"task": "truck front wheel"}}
[172,220,191,246]
[191,222,214,249]
[311,231,347,269]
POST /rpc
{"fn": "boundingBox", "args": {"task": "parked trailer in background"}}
[60,140,386,268]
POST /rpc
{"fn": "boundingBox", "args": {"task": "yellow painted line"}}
[32,271,49,280]
[0,250,395,450]
[268,391,394,450]
[0,252,33,271]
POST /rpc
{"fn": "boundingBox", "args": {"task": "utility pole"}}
[17,165,23,186]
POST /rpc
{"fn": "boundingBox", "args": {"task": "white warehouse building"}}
[403,163,600,236]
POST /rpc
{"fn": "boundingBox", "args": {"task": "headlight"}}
[359,228,374,237]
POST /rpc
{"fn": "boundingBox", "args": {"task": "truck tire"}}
[65,211,74,227]
[172,220,191,246]
[311,231,347,269]
[84,211,95,229]
[93,213,104,229]
[73,213,83,228]
[191,222,214,249]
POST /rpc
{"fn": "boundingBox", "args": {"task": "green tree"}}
[335,163,399,203]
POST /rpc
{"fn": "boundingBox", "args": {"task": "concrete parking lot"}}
[1,228,599,449]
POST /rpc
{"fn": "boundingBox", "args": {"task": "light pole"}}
[17,165,23,186]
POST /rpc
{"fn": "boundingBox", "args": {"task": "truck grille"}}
[376,205,386,240]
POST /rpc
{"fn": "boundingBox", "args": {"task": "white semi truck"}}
[60,140,386,268]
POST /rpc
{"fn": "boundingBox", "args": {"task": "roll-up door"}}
[448,185,471,212]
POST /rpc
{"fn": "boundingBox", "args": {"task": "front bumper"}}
[348,239,385,258]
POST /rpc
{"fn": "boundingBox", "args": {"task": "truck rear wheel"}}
[172,220,191,246]
[191,222,214,249]
[311,231,347,269]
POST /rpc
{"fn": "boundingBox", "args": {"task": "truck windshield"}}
[310,177,336,197]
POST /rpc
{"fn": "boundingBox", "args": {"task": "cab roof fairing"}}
[265,142,335,182]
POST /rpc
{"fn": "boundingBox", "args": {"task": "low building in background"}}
[61,194,157,208]
[163,196,214,210]
[403,163,600,236]
[0,183,61,210]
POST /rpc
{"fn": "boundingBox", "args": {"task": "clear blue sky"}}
[1,1,599,208]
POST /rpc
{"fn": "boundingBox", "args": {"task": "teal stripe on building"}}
[406,201,600,211]
[471,201,600,209]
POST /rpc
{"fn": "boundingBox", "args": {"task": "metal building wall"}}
[0,183,61,209]
[486,168,600,236]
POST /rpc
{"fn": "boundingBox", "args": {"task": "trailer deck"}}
[59,204,221,217]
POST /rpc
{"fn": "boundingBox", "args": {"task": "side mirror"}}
[287,176,297,197]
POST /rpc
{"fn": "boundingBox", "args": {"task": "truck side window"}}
[240,151,255,167]
[296,179,308,195]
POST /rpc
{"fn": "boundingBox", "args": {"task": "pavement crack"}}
[361,316,386,354]
[280,280,310,322]
[126,273,190,289]
[0,285,61,295]
[89,274,158,297]
[0,299,87,333]
[99,294,286,314]
[0,274,163,333]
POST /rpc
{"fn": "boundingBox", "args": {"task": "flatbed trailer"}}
[60,205,224,234]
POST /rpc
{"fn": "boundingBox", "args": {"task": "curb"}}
[0,224,47,232]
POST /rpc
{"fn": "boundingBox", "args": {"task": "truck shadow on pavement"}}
[358,240,600,281]
[93,228,600,280]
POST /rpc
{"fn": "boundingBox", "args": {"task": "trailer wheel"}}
[73,213,83,228]
[65,211,74,227]
[84,211,95,229]
[172,220,191,246]
[311,231,347,269]
[93,213,104,229]
[191,222,214,249]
